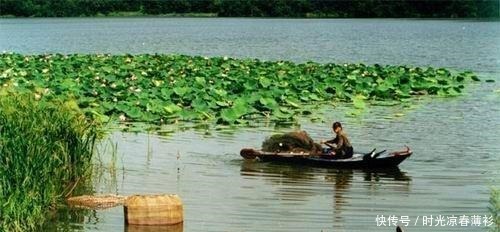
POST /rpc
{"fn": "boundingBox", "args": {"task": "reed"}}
[0,94,99,231]
[489,187,500,232]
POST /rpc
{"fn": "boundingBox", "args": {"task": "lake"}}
[1,18,499,231]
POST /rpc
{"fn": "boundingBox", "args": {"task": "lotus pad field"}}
[0,53,479,125]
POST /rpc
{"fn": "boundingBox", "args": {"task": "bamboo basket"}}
[124,194,183,225]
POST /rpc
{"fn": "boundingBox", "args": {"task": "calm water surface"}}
[1,18,499,231]
[1,18,499,73]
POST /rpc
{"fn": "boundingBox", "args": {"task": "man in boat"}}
[320,122,354,159]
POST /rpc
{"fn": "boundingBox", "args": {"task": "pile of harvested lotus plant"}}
[261,130,322,154]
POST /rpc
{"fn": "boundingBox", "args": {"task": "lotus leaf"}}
[0,53,479,126]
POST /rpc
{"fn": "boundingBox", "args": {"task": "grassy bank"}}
[0,53,479,126]
[0,94,99,231]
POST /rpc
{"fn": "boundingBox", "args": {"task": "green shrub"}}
[0,94,99,231]
[489,188,500,232]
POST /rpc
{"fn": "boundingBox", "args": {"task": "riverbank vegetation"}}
[0,94,99,231]
[490,188,500,231]
[0,0,498,18]
[0,53,479,125]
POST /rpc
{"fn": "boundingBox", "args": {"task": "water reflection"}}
[326,169,353,228]
[362,167,412,182]
[240,160,412,228]
[125,223,183,232]
[45,207,96,231]
[241,160,411,186]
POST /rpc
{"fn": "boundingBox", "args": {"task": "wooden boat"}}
[240,146,412,169]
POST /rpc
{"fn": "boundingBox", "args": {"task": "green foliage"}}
[489,188,500,232]
[0,94,99,231]
[0,0,498,18]
[0,53,478,125]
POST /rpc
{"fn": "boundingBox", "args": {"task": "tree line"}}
[0,0,498,18]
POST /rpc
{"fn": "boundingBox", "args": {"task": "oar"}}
[372,149,387,158]
[362,148,376,160]
[324,142,337,148]
[362,148,387,160]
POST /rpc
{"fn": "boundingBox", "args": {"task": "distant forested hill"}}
[0,0,498,18]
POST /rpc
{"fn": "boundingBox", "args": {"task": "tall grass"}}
[0,94,99,231]
[490,188,500,232]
